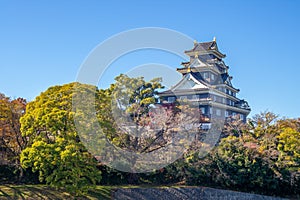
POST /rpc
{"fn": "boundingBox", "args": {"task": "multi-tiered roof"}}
[160,38,250,123]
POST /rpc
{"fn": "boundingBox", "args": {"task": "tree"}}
[0,93,27,179]
[20,83,101,195]
[212,135,278,194]
[276,119,300,193]
[210,112,300,196]
[277,119,300,170]
[87,74,201,183]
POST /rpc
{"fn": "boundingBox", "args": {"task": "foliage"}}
[0,93,27,179]
[212,135,278,193]
[105,74,200,176]
[136,111,299,197]
[209,112,300,195]
[0,185,114,200]
[1,74,300,198]
[276,119,300,193]
[20,83,101,195]
[112,74,164,114]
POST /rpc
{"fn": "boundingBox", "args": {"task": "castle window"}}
[211,73,215,81]
[168,97,175,103]
[240,114,244,120]
[213,95,217,102]
[216,109,221,116]
[200,107,205,114]
[192,94,199,100]
[225,111,229,117]
[203,72,209,79]
[180,96,187,100]
[222,98,226,104]
[228,100,234,106]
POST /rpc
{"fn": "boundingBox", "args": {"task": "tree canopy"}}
[20,83,101,195]
[1,75,299,198]
[0,93,27,179]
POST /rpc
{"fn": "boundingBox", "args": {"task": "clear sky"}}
[0,0,299,118]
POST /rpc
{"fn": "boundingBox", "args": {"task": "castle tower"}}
[159,39,250,128]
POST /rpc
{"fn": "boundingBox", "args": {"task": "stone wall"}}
[112,187,287,200]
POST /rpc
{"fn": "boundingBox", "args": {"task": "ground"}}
[0,185,289,200]
[0,185,112,200]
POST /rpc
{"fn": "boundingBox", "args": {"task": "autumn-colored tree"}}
[276,118,300,193]
[208,112,300,196]
[110,74,200,150]
[0,93,27,179]
[85,74,201,184]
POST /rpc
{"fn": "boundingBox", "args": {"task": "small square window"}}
[168,97,175,103]
[180,96,187,100]
[200,107,205,114]
[240,114,244,120]
[211,73,215,81]
[192,94,199,99]
[222,98,226,104]
[225,111,229,117]
[213,96,217,101]
[203,72,209,79]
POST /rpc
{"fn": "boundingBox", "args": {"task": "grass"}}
[1,184,294,199]
[0,184,189,200]
[0,185,113,200]
[0,185,188,200]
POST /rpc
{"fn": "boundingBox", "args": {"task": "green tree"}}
[276,119,300,193]
[212,112,300,195]
[20,83,101,195]
[212,135,278,193]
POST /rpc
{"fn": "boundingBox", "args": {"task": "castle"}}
[159,38,250,129]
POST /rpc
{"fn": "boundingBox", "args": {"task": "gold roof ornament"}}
[213,36,216,42]
[193,40,197,46]
[195,52,198,58]
[187,66,191,73]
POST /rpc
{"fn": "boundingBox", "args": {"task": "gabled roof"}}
[190,58,207,68]
[185,41,218,53]
[195,41,218,51]
[185,40,226,58]
[166,72,209,91]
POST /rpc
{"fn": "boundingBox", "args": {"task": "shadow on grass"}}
[0,185,74,200]
[0,185,115,200]
[89,186,112,200]
[1,185,26,200]
[0,188,13,200]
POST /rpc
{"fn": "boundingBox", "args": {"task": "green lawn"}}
[0,185,113,200]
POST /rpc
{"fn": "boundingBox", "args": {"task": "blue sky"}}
[0,1,299,118]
